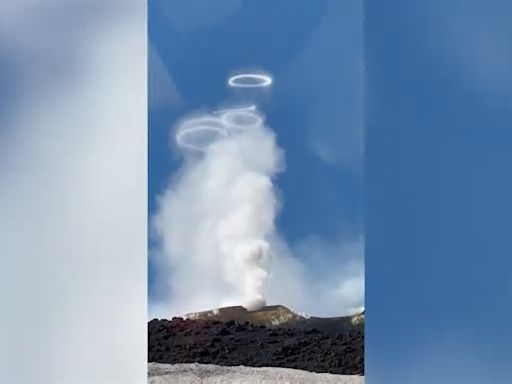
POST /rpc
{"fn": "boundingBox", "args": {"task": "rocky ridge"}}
[148,305,364,375]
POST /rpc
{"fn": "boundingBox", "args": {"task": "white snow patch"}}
[149,363,364,384]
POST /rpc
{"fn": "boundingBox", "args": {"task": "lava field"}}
[148,317,364,375]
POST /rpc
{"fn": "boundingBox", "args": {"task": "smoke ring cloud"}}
[175,124,228,152]
[228,73,273,88]
[179,116,225,130]
[221,110,264,130]
[213,104,257,115]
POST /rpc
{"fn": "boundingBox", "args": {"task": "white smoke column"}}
[153,110,284,315]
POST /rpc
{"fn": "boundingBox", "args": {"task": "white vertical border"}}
[0,1,147,382]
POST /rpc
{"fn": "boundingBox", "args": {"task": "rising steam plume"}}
[153,72,282,314]
[151,71,364,317]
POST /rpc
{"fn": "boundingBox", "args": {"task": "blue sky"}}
[366,0,512,382]
[148,0,512,380]
[148,0,363,308]
[1,0,511,382]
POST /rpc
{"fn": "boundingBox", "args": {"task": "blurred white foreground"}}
[149,363,364,384]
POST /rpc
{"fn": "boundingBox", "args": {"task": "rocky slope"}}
[148,307,364,375]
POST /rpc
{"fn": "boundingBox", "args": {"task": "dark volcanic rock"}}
[148,317,364,375]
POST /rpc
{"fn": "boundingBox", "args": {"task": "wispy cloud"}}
[284,0,363,170]
[294,234,364,316]
[421,1,512,105]
[149,42,182,109]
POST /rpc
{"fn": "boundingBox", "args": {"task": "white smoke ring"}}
[213,104,257,115]
[175,125,228,151]
[228,73,273,88]
[179,116,224,129]
[221,110,264,131]
[175,116,229,151]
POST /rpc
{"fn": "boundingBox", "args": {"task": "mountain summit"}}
[184,305,304,326]
[183,305,364,335]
